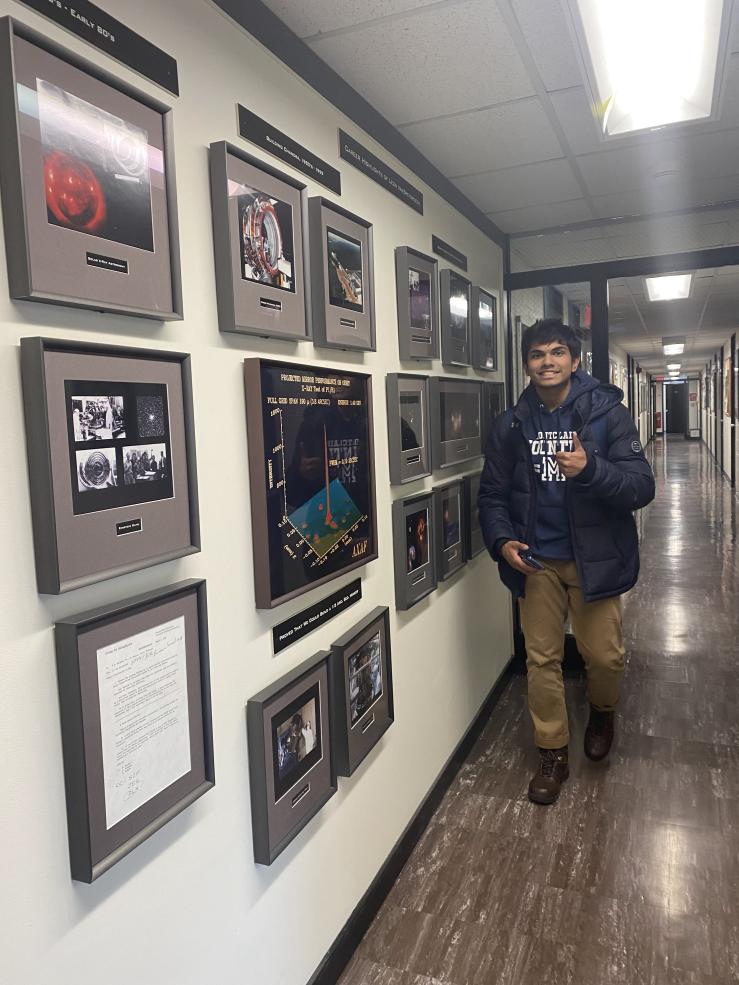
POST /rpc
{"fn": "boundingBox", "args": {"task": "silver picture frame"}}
[386,373,431,484]
[395,246,439,360]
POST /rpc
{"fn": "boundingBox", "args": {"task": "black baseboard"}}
[306,656,515,985]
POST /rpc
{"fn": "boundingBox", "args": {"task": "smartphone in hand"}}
[518,551,545,571]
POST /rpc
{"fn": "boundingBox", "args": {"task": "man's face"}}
[525,339,579,388]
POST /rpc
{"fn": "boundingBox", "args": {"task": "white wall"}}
[0,3,513,984]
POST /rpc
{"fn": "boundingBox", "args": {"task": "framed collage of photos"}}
[395,246,439,360]
[429,376,483,470]
[470,286,498,372]
[307,197,375,351]
[21,337,200,594]
[244,358,378,608]
[392,491,437,610]
[463,472,486,560]
[0,18,182,320]
[440,268,471,367]
[209,141,308,341]
[247,649,336,865]
[329,607,393,777]
[386,373,430,484]
[55,579,214,882]
[434,480,466,580]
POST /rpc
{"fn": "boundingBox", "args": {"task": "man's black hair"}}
[521,318,582,364]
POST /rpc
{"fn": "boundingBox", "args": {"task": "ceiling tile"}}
[513,234,616,269]
[453,157,580,213]
[492,197,593,233]
[591,174,739,220]
[606,216,730,259]
[306,0,535,125]
[509,0,584,91]
[548,86,603,156]
[262,0,437,39]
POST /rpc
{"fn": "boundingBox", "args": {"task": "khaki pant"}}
[518,559,625,749]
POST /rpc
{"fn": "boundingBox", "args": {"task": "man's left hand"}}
[555,432,588,479]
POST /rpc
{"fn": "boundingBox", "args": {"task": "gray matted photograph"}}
[463,471,486,560]
[392,491,438,610]
[395,246,439,360]
[429,376,483,470]
[0,18,182,320]
[440,268,471,367]
[434,479,466,580]
[471,286,498,372]
[386,373,430,485]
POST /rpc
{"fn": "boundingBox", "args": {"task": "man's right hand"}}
[500,540,542,575]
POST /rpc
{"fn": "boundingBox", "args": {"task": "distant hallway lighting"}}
[572,0,725,136]
[663,336,686,356]
[667,363,681,370]
[646,274,692,301]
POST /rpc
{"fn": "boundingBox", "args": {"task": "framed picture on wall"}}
[0,18,182,320]
[543,285,564,320]
[306,197,375,351]
[209,141,308,341]
[470,286,498,372]
[329,607,393,777]
[243,358,378,608]
[463,471,485,560]
[55,579,214,882]
[434,479,466,580]
[386,373,431,484]
[481,380,506,446]
[21,337,200,594]
[247,649,336,865]
[395,246,439,360]
[429,376,483,469]
[724,354,732,418]
[440,268,471,366]
[392,490,437,609]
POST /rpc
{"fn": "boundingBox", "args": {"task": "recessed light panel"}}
[646,274,692,301]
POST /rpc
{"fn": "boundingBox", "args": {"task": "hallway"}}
[339,438,739,985]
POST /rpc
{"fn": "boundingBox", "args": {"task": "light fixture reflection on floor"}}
[646,274,692,302]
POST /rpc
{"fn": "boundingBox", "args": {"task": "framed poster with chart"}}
[209,141,308,341]
[55,579,214,883]
[392,490,437,609]
[21,337,200,594]
[470,286,498,372]
[440,268,471,366]
[0,17,182,320]
[244,358,378,608]
[395,246,439,360]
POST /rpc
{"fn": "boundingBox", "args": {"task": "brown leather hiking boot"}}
[584,707,615,761]
[528,746,569,805]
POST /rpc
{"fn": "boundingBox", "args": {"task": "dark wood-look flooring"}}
[338,437,739,985]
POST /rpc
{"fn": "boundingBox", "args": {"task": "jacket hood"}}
[515,368,624,427]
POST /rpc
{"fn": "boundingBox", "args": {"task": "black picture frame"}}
[209,140,309,341]
[440,268,471,367]
[463,471,486,560]
[0,17,183,320]
[434,479,466,580]
[247,649,336,865]
[482,380,506,446]
[21,336,200,594]
[55,579,215,883]
[329,606,393,776]
[395,246,439,360]
[243,357,378,609]
[470,286,498,372]
[386,373,431,484]
[429,376,483,470]
[307,197,375,351]
[392,490,438,609]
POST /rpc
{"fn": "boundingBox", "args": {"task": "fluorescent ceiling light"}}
[669,370,680,376]
[573,0,725,136]
[664,344,685,355]
[645,274,692,302]
[667,363,681,370]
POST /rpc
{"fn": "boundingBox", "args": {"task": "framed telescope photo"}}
[471,286,498,372]
[0,18,182,320]
[482,380,506,445]
[21,337,200,594]
[429,376,483,470]
[440,268,471,367]
[55,579,214,882]
[434,479,466,580]
[392,490,437,610]
[247,649,336,865]
[463,471,485,560]
[329,607,393,777]
[386,373,430,484]
[209,141,308,341]
[306,197,375,351]
[395,246,439,360]
[244,358,378,608]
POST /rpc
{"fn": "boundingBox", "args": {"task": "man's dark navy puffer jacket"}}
[477,369,656,603]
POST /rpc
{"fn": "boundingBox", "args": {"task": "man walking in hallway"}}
[478,319,655,805]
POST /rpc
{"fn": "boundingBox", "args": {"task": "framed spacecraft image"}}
[329,606,393,777]
[471,287,498,372]
[306,197,375,351]
[209,141,308,341]
[392,491,437,610]
[21,336,200,594]
[0,17,182,320]
[440,268,471,367]
[482,380,506,445]
[244,357,378,609]
[55,579,214,882]
[434,480,466,580]
[463,471,485,560]
[247,649,336,865]
[386,373,430,484]
[395,246,439,360]
[429,376,483,470]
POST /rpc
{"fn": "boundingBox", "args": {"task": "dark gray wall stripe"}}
[213,0,507,249]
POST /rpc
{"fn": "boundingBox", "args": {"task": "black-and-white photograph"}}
[71,395,125,442]
[409,267,431,331]
[406,507,429,572]
[442,491,461,549]
[234,182,295,292]
[400,393,423,452]
[327,227,363,312]
[349,631,383,727]
[272,685,322,801]
[37,78,154,252]
[76,447,118,492]
[136,395,166,438]
[448,274,469,339]
[123,444,168,486]
[442,391,480,441]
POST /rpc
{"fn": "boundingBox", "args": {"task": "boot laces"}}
[539,749,558,778]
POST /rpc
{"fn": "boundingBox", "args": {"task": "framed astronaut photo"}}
[434,480,466,580]
[209,141,308,341]
[55,579,215,882]
[392,491,438,610]
[247,649,336,865]
[386,373,431,484]
[440,268,471,367]
[429,376,483,470]
[471,287,498,372]
[329,606,393,777]
[0,17,182,320]
[482,380,506,445]
[463,471,485,560]
[21,337,200,594]
[395,246,439,360]
[306,197,375,351]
